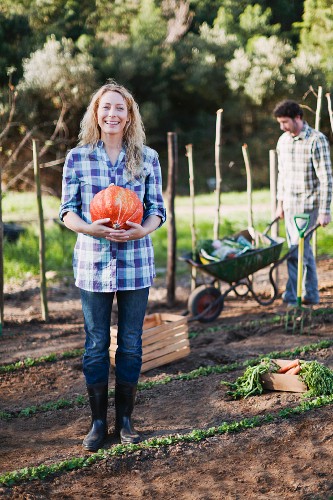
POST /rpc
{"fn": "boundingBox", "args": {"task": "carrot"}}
[285,365,301,375]
[277,359,300,373]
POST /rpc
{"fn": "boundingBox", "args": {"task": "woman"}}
[59,81,166,452]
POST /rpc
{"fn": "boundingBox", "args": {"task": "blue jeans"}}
[284,210,319,304]
[80,287,149,386]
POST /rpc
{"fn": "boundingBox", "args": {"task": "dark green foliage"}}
[1,1,331,194]
[0,13,32,84]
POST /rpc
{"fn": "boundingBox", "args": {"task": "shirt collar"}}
[96,140,126,164]
[293,121,310,141]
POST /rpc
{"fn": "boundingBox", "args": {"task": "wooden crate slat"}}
[143,332,189,355]
[141,346,190,372]
[111,338,189,361]
[110,312,190,371]
[110,324,187,347]
[111,314,187,340]
[110,328,188,353]
[158,313,187,322]
[142,313,161,330]
[142,318,187,340]
[142,338,189,363]
[110,340,189,365]
[142,324,187,346]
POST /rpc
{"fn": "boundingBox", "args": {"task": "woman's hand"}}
[63,212,113,239]
[105,221,147,242]
[86,218,115,238]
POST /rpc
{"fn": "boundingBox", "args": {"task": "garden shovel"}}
[294,214,310,308]
[287,214,311,334]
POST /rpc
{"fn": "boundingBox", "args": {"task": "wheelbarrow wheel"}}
[188,285,223,323]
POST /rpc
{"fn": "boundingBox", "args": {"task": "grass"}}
[2,190,333,282]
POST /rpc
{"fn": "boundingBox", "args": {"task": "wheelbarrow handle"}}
[263,216,280,236]
[294,213,310,238]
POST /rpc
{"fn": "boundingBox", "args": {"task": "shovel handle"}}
[294,214,310,238]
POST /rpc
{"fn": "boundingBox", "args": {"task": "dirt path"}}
[0,258,333,499]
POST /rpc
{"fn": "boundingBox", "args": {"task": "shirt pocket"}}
[118,172,147,201]
[80,175,111,195]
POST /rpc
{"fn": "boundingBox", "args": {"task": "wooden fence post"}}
[326,92,333,133]
[0,163,3,334]
[32,139,49,322]
[269,149,279,295]
[214,109,223,240]
[313,86,323,259]
[185,144,197,291]
[166,132,178,307]
[241,144,254,230]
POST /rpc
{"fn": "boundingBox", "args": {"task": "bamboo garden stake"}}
[312,86,323,259]
[213,109,223,240]
[185,144,197,291]
[242,144,254,231]
[166,132,178,307]
[0,162,3,334]
[32,139,49,322]
[269,149,279,296]
[326,92,333,133]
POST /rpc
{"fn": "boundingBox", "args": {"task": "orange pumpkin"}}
[90,184,143,229]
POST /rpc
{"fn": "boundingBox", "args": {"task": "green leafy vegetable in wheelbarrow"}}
[221,358,280,399]
[299,360,333,397]
[198,237,254,264]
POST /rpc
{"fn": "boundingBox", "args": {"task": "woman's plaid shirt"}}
[59,142,166,292]
[276,122,332,215]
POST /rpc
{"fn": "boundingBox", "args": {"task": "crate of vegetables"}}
[110,313,190,373]
[223,358,333,398]
[260,359,307,393]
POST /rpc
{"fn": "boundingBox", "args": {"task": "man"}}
[273,99,332,306]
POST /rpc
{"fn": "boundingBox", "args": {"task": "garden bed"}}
[1,257,333,499]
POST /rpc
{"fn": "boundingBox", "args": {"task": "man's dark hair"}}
[273,100,303,119]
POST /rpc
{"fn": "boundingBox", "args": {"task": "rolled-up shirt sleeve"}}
[143,151,166,227]
[59,152,82,221]
[313,135,333,215]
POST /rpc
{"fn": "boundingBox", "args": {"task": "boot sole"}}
[82,441,105,452]
[82,433,108,452]
[120,435,140,445]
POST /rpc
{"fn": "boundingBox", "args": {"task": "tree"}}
[19,35,96,108]
[297,0,333,85]
[0,12,32,84]
[1,37,96,194]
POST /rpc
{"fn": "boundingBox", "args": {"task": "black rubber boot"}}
[115,382,140,444]
[82,383,108,452]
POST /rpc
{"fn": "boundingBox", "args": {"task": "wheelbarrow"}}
[180,219,319,323]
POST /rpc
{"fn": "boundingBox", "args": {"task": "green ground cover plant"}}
[1,393,332,487]
[1,339,332,421]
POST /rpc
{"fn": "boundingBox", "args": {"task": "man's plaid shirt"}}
[59,142,166,292]
[276,122,332,215]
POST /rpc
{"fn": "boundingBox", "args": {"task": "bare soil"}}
[1,258,333,499]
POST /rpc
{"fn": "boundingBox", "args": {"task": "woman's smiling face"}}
[97,90,129,140]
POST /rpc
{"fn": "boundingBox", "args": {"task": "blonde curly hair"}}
[78,81,146,178]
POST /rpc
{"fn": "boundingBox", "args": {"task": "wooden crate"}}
[110,313,190,372]
[261,359,307,393]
